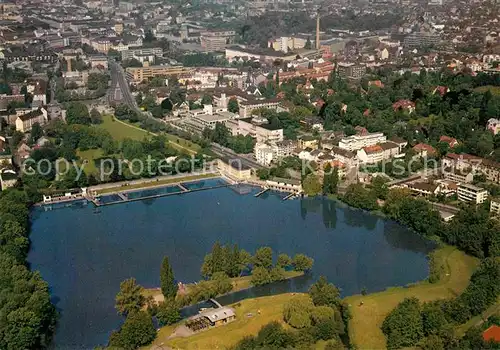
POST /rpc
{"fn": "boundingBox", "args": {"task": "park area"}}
[344,246,479,349]
[147,293,297,349]
[75,115,202,177]
[97,115,201,154]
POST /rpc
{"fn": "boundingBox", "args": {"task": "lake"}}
[28,184,435,349]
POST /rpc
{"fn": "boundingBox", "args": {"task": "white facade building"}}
[338,132,387,151]
[457,183,488,204]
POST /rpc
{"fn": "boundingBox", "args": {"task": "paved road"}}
[108,60,140,111]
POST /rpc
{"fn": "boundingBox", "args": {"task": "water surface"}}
[28,186,434,349]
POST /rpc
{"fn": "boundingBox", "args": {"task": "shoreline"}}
[142,270,305,308]
[148,245,479,349]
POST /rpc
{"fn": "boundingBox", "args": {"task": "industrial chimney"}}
[316,12,320,50]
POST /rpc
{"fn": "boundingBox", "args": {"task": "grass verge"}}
[344,245,479,349]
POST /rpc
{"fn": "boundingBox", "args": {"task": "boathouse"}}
[200,307,236,327]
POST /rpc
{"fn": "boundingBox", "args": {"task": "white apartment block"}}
[490,198,500,217]
[254,140,295,166]
[226,118,283,143]
[457,183,488,204]
[338,132,387,152]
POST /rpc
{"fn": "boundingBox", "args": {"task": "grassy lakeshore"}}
[149,293,299,349]
[344,245,479,349]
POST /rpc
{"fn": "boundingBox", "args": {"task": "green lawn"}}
[151,293,297,349]
[344,246,479,349]
[474,85,500,96]
[97,115,152,141]
[76,148,104,176]
[97,115,201,154]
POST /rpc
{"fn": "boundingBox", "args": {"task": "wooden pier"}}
[254,188,269,197]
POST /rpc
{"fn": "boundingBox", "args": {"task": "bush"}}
[292,253,314,271]
[283,295,314,329]
[109,311,156,349]
[156,299,180,326]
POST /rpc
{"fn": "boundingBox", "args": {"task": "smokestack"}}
[66,57,72,72]
[316,13,320,50]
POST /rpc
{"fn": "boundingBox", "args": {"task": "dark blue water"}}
[28,186,435,349]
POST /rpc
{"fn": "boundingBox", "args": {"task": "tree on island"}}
[292,253,314,272]
[115,278,145,316]
[277,253,292,268]
[160,256,178,299]
[253,246,273,269]
[108,311,156,349]
[228,97,239,113]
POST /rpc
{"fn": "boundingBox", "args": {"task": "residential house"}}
[392,99,416,113]
[487,118,500,135]
[357,145,384,164]
[413,143,437,157]
[15,108,47,132]
[389,136,408,153]
[439,135,459,148]
[331,146,357,166]
[297,136,319,150]
[433,86,449,96]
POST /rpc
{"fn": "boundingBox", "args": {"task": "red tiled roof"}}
[483,325,500,343]
[413,143,436,154]
[439,135,458,147]
[364,145,383,154]
[393,99,415,111]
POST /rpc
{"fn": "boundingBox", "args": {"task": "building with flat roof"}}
[226,118,283,144]
[337,62,366,79]
[126,65,192,82]
[121,47,163,61]
[490,198,500,217]
[338,132,386,152]
[457,183,488,204]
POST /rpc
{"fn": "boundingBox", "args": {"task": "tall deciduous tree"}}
[253,246,273,269]
[115,278,145,316]
[160,256,178,299]
[109,311,156,349]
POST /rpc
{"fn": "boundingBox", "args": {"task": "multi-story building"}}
[121,47,163,61]
[457,183,488,204]
[443,167,474,184]
[337,62,366,80]
[226,118,283,144]
[490,198,500,217]
[443,153,500,184]
[338,132,386,152]
[212,89,282,118]
[404,31,440,48]
[125,65,192,82]
[357,145,384,164]
[200,31,235,52]
[15,108,48,132]
[254,140,295,166]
